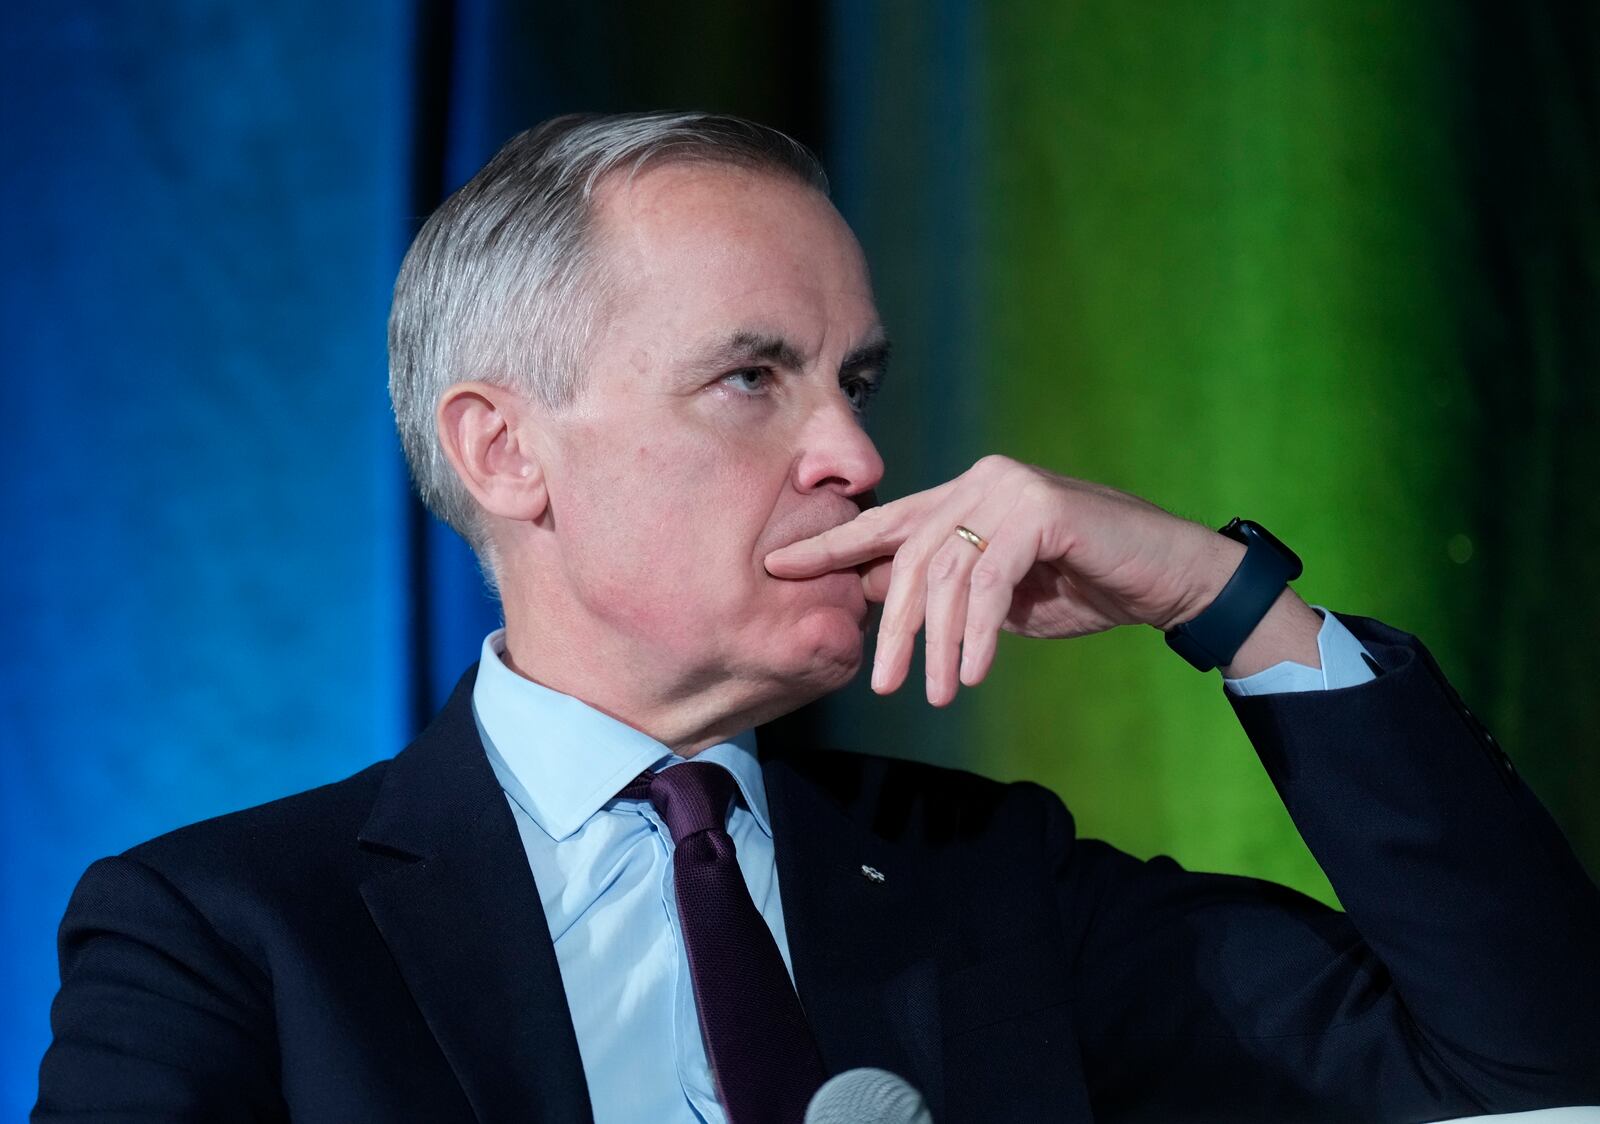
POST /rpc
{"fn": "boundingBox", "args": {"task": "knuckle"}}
[1017,475,1055,506]
[855,503,887,528]
[973,453,1013,475]
[927,545,963,585]
[969,559,1005,593]
[889,546,920,580]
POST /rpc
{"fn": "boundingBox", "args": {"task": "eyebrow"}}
[721,330,806,371]
[693,329,891,385]
[841,338,891,387]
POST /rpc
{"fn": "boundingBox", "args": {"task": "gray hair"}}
[387,111,830,571]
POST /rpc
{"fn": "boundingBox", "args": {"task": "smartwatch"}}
[1164,518,1302,672]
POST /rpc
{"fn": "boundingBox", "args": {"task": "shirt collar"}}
[471,629,769,842]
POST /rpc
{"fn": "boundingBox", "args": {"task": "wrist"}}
[1159,526,1246,632]
[1219,590,1322,678]
[1160,519,1318,675]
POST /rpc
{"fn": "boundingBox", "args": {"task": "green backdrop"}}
[817,1,1600,904]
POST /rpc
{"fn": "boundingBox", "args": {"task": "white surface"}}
[1438,1109,1600,1122]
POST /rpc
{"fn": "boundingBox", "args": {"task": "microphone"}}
[805,1068,933,1124]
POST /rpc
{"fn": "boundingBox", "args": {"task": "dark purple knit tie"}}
[619,761,827,1124]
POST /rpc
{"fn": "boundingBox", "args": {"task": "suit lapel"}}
[357,667,593,1124]
[354,672,946,1122]
[763,750,947,1122]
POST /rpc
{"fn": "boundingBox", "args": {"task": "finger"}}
[959,520,1044,687]
[870,542,929,694]
[764,481,956,578]
[860,556,894,602]
[870,495,999,695]
[922,534,986,706]
[924,487,1028,702]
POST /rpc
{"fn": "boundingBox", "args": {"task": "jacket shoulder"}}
[118,758,392,899]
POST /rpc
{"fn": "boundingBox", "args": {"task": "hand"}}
[764,455,1285,704]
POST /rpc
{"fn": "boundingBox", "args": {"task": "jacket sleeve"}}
[33,854,286,1123]
[1054,615,1600,1123]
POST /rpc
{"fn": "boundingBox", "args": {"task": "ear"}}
[436,381,549,523]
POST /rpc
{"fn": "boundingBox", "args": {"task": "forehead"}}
[588,162,877,351]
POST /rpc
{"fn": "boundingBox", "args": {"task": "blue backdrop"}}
[1,3,434,1110]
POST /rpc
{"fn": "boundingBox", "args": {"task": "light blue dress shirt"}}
[1223,606,1377,695]
[470,609,1373,1123]
[472,632,793,1124]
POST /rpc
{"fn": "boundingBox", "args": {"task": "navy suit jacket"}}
[34,616,1600,1121]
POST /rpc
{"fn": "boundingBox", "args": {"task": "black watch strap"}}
[1164,518,1303,672]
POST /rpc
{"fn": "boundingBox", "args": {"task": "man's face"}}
[531,162,887,719]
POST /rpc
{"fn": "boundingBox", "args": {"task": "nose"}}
[793,393,885,503]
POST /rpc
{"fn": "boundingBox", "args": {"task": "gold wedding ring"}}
[953,525,989,553]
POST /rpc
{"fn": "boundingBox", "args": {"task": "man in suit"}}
[35,112,1600,1122]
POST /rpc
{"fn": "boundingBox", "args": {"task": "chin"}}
[782,607,866,687]
[741,617,862,727]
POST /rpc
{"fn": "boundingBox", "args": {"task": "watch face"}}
[1232,519,1304,577]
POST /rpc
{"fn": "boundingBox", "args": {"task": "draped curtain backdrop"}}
[3,2,1595,1114]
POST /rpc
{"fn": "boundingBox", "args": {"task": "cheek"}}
[563,435,774,607]
[619,443,760,550]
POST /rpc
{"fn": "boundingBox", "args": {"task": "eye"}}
[721,367,773,395]
[842,374,880,414]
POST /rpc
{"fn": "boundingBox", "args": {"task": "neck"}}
[496,614,787,758]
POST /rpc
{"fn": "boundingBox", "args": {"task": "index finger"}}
[764,482,952,578]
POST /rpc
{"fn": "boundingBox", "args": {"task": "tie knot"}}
[621,761,737,844]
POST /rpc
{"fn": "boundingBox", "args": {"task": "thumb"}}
[860,556,894,603]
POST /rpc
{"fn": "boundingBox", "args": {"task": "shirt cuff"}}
[1222,606,1379,696]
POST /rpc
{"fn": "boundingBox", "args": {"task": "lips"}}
[769,505,863,556]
